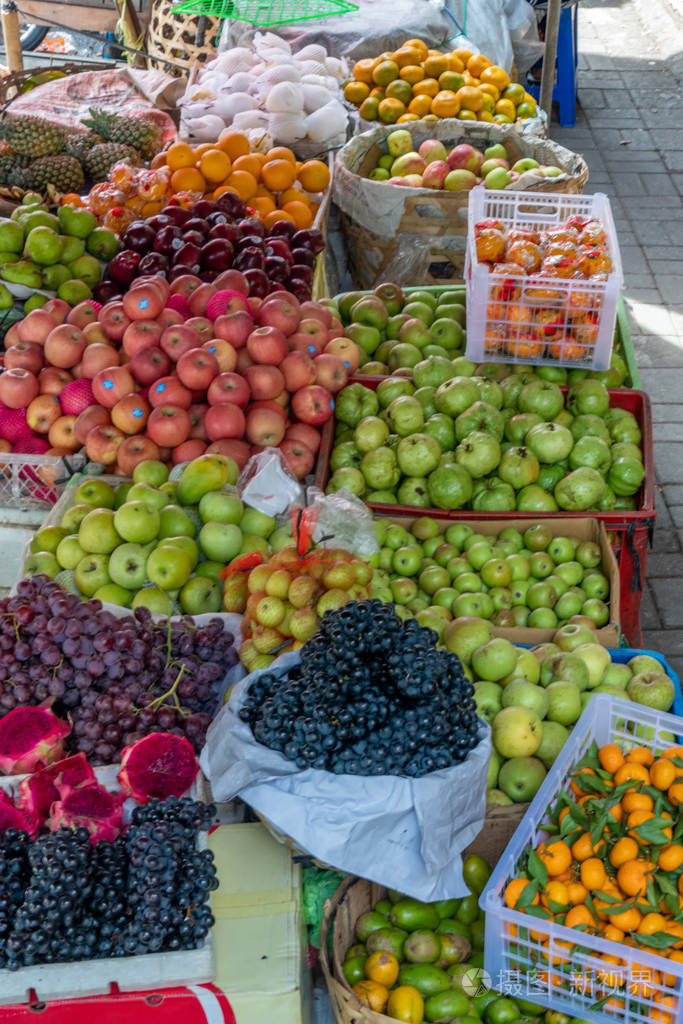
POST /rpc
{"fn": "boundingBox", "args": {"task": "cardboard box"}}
[209,824,310,1024]
[464,803,527,868]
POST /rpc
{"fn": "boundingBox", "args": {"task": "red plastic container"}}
[315,385,655,645]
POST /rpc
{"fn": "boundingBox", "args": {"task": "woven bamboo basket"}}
[0,62,112,106]
[334,120,589,290]
[146,0,221,76]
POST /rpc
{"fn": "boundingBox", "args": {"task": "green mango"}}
[390,898,440,931]
[176,453,237,505]
[398,962,450,997]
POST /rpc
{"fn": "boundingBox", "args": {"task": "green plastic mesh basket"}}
[172,0,358,24]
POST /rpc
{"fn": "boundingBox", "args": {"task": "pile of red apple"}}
[0,271,360,480]
[96,196,323,306]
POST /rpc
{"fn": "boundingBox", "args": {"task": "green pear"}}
[42,264,72,290]
[0,282,13,309]
[58,279,92,304]
[58,205,98,239]
[68,254,101,288]
[24,226,64,266]
[1,260,42,288]
[86,227,118,260]
[60,235,85,264]
[19,210,60,234]
[0,217,24,253]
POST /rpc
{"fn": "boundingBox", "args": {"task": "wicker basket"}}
[0,62,113,106]
[146,0,221,76]
[334,121,589,290]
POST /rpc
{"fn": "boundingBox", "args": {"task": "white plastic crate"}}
[465,190,623,370]
[480,694,683,1024]
[0,451,86,508]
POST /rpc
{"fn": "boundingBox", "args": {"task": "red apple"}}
[40,299,70,324]
[288,332,325,356]
[285,421,321,454]
[135,275,170,302]
[129,346,171,386]
[246,326,288,366]
[185,316,213,344]
[187,283,216,317]
[244,364,285,401]
[245,406,286,447]
[98,301,131,342]
[4,343,43,375]
[213,311,252,351]
[75,405,111,446]
[257,293,301,335]
[3,324,20,347]
[279,438,315,479]
[148,375,192,410]
[213,269,248,295]
[91,365,136,409]
[44,325,86,369]
[81,343,120,379]
[122,283,165,321]
[205,438,250,467]
[160,324,201,362]
[147,405,192,447]
[82,322,111,347]
[313,353,348,393]
[111,393,151,434]
[299,301,332,327]
[16,309,57,345]
[201,338,237,373]
[280,350,316,391]
[248,399,287,423]
[157,308,185,330]
[204,403,246,442]
[0,368,39,409]
[122,319,164,358]
[116,434,161,476]
[48,415,79,452]
[292,384,334,425]
[169,274,202,299]
[85,423,125,465]
[188,402,208,441]
[176,347,219,391]
[26,393,61,434]
[324,337,361,372]
[172,439,207,465]
[39,367,72,395]
[67,301,99,330]
[207,371,250,409]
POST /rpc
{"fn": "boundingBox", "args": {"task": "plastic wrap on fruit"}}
[237,447,304,516]
[305,485,379,559]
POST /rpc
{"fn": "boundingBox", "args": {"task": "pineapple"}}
[65,131,104,165]
[82,108,163,161]
[0,115,65,157]
[0,153,31,187]
[30,155,84,195]
[86,143,140,181]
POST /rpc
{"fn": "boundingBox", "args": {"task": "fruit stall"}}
[0,16,679,1024]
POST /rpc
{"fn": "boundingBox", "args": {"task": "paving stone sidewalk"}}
[553,0,683,668]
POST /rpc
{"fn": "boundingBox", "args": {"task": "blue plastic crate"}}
[480,692,683,1024]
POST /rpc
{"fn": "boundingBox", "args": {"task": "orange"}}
[263,210,295,230]
[617,858,654,897]
[217,132,250,160]
[571,832,600,862]
[150,153,167,169]
[467,53,492,77]
[456,85,484,111]
[280,201,313,228]
[504,877,538,909]
[397,113,420,122]
[626,746,655,766]
[352,980,389,1012]
[477,110,495,122]
[408,95,433,116]
[61,192,84,206]
[495,98,517,120]
[386,79,414,105]
[213,184,240,198]
[359,97,380,121]
[226,170,258,200]
[231,154,263,179]
[652,758,677,790]
[661,950,683,986]
[614,762,650,786]
[628,966,658,998]
[478,82,500,101]
[580,857,607,892]
[423,54,449,78]
[565,904,596,930]
[447,53,465,73]
[661,745,683,760]
[602,923,625,943]
[541,880,569,910]
[261,159,296,192]
[140,201,163,218]
[378,98,405,123]
[502,82,525,104]
[627,808,656,839]
[199,148,232,184]
[265,146,296,166]
[412,78,440,98]
[353,58,376,84]
[457,109,478,121]
[659,844,683,872]
[622,791,654,813]
[345,81,369,104]
[400,65,425,84]
[250,195,277,217]
[364,950,399,987]
[439,70,466,91]
[668,781,683,807]
[166,142,196,170]
[610,906,643,932]
[480,64,511,91]
[599,743,625,774]
[372,60,399,86]
[667,921,683,948]
[596,953,625,988]
[369,87,385,99]
[608,801,624,822]
[637,912,668,936]
[170,167,206,193]
[566,880,588,903]
[570,767,599,796]
[430,91,460,118]
[609,836,639,868]
[193,143,216,158]
[392,46,422,68]
[297,160,330,193]
[537,840,572,876]
[404,38,428,61]
[279,186,309,206]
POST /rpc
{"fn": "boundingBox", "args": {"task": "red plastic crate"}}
[315,386,655,646]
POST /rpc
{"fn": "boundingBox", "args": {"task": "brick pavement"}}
[550,0,683,670]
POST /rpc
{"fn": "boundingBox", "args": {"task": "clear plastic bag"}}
[237,448,304,516]
[305,487,379,559]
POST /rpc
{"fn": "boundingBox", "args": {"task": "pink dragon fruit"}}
[118,732,199,803]
[0,798,37,835]
[0,405,28,443]
[59,378,95,416]
[0,706,72,775]
[48,780,125,843]
[16,752,96,824]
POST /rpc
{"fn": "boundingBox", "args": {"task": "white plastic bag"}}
[200,653,491,900]
[237,448,304,516]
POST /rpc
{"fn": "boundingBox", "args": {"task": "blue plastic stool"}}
[527,3,578,127]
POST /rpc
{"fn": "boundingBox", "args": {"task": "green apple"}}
[546,680,582,725]
[195,560,224,581]
[628,654,661,675]
[376,377,414,408]
[487,788,514,806]
[474,681,503,722]
[179,575,222,614]
[600,663,631,689]
[56,534,85,570]
[132,585,175,615]
[487,748,502,789]
[108,542,148,590]
[498,757,546,802]
[269,525,294,551]
[30,525,66,554]
[626,671,674,711]
[157,535,199,569]
[392,546,422,576]
[132,460,169,487]
[78,509,121,554]
[93,582,133,607]
[240,507,275,538]
[24,551,60,578]
[354,416,390,453]
[147,545,193,590]
[391,577,418,605]
[492,707,543,758]
[472,638,518,682]
[75,553,111,595]
[572,642,611,687]
[442,616,493,664]
[61,503,95,533]
[127,482,168,512]
[114,501,160,544]
[445,523,473,549]
[197,522,242,562]
[501,679,549,719]
[158,504,196,539]
[114,482,133,508]
[74,479,116,509]
[239,533,271,557]
[197,490,244,525]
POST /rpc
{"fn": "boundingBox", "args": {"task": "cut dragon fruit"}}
[0,706,71,775]
[118,732,199,803]
[17,752,96,823]
[48,780,124,843]
[0,798,37,835]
